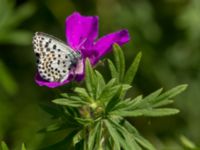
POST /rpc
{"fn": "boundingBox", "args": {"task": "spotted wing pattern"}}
[33,32,81,82]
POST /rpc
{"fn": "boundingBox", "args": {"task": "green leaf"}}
[124,52,142,84]
[99,85,121,103]
[124,121,156,150]
[74,87,90,100]
[153,99,174,108]
[134,134,156,150]
[98,78,116,102]
[113,95,143,111]
[104,120,121,150]
[143,88,163,103]
[21,143,26,150]
[125,95,143,110]
[73,130,83,146]
[180,135,197,149]
[52,98,87,107]
[60,93,69,98]
[112,108,179,117]
[1,141,9,150]
[106,86,123,113]
[85,58,96,98]
[109,119,141,150]
[113,44,125,81]
[107,59,119,81]
[88,122,101,150]
[111,98,131,111]
[95,70,106,99]
[75,117,93,125]
[94,122,103,150]
[40,122,62,132]
[125,88,162,109]
[154,84,188,103]
[121,84,132,92]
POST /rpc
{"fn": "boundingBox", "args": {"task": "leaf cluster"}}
[44,44,187,150]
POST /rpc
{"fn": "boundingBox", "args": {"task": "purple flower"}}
[35,12,130,88]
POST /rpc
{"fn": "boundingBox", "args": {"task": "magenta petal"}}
[35,73,73,88]
[92,29,130,64]
[74,59,85,81]
[65,12,98,49]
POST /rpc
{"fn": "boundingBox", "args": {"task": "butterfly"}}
[32,32,82,82]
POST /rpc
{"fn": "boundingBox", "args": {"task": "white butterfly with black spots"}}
[32,32,81,82]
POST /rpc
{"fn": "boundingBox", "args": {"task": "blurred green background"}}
[0,0,200,149]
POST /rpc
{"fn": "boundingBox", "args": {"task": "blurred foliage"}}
[1,141,26,150]
[0,0,199,149]
[179,135,199,150]
[0,0,35,45]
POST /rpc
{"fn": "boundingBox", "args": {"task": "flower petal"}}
[35,73,73,88]
[65,12,98,50]
[74,59,85,82]
[92,29,130,64]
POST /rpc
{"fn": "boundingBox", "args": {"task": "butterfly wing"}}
[33,32,80,82]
